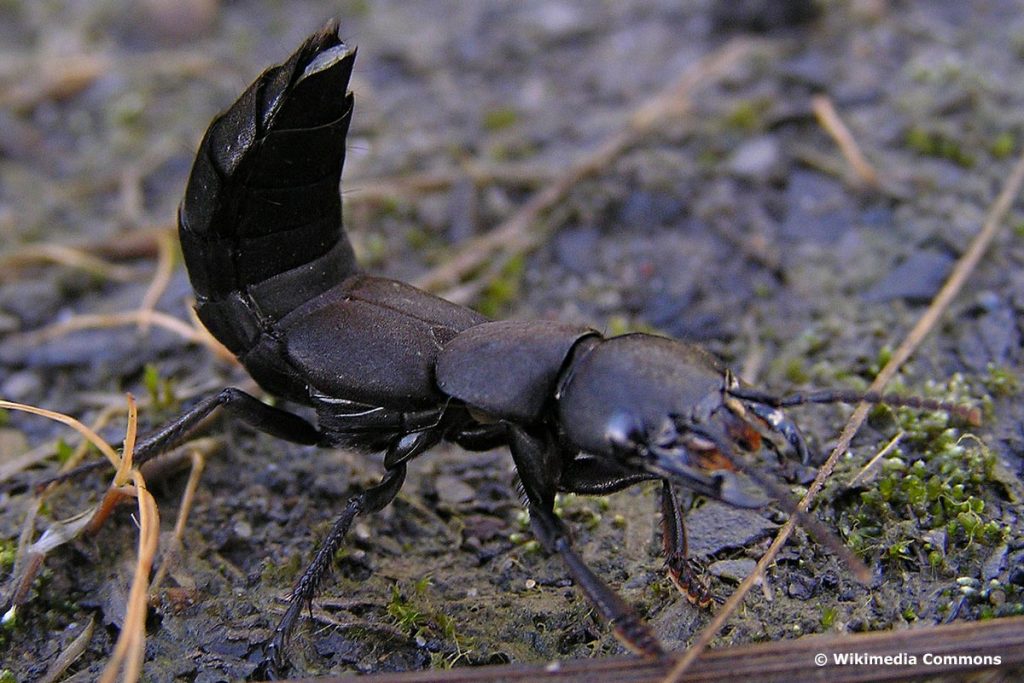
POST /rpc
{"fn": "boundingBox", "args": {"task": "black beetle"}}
[107,21,974,675]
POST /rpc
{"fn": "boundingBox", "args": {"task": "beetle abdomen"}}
[284,275,488,411]
[178,22,358,356]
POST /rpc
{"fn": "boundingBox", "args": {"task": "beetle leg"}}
[383,428,443,468]
[528,502,664,657]
[507,426,664,658]
[554,459,717,606]
[134,388,322,461]
[37,387,323,489]
[449,422,508,451]
[257,463,407,679]
[659,481,717,608]
[557,454,658,495]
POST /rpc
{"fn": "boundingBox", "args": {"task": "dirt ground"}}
[2,1,1023,681]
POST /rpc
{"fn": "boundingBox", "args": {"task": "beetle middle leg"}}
[258,462,407,678]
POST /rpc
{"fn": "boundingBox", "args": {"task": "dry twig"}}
[291,614,1024,683]
[413,37,765,298]
[0,243,138,283]
[846,431,903,489]
[0,397,161,683]
[38,615,95,683]
[811,94,880,189]
[136,228,178,333]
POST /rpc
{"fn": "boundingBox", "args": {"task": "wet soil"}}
[2,1,1023,680]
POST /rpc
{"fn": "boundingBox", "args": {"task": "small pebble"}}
[728,135,783,181]
[435,474,475,504]
[708,558,756,583]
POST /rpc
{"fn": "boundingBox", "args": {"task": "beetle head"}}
[604,370,813,508]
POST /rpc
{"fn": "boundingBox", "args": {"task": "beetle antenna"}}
[728,387,981,426]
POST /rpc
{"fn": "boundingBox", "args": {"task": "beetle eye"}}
[605,412,639,451]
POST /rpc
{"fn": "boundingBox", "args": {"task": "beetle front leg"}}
[507,426,664,658]
[660,481,716,608]
[256,463,407,679]
[558,461,716,608]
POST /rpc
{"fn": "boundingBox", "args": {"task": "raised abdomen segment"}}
[281,275,490,444]
[178,22,358,358]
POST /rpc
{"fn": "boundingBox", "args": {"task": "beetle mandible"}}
[115,21,975,676]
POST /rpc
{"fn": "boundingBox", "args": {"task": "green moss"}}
[477,254,525,318]
[557,494,603,530]
[782,358,810,385]
[0,539,15,572]
[870,345,893,377]
[142,363,179,412]
[989,132,1016,159]
[482,108,519,132]
[604,315,662,337]
[724,98,771,132]
[262,552,304,584]
[346,0,371,17]
[820,605,838,629]
[54,438,74,465]
[840,375,1005,575]
[905,127,975,167]
[387,580,475,668]
[983,364,1019,397]
[358,231,389,267]
[387,583,428,633]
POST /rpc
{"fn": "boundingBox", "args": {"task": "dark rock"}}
[968,305,1021,370]
[0,279,63,329]
[685,501,777,557]
[787,573,816,599]
[435,473,476,504]
[781,171,855,244]
[618,190,686,230]
[862,250,955,303]
[552,226,600,275]
[982,544,1008,581]
[711,0,820,33]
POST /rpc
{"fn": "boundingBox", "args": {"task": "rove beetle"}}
[73,21,976,676]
